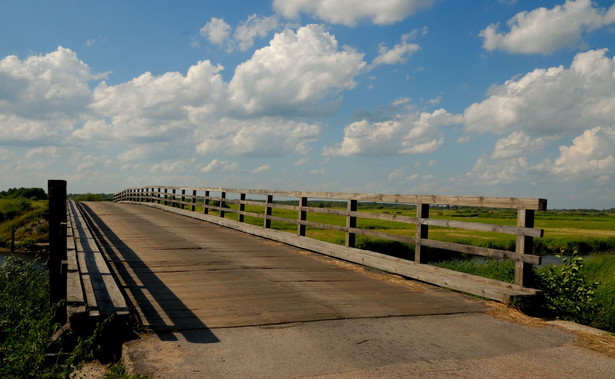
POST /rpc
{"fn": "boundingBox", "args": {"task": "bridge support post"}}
[515,210,535,287]
[220,192,226,218]
[191,190,197,211]
[298,196,308,236]
[204,190,210,214]
[48,179,67,324]
[415,204,429,263]
[264,195,273,228]
[346,200,357,248]
[239,193,246,222]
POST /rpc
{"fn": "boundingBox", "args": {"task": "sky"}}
[1,0,614,209]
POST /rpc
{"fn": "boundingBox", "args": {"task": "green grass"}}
[0,199,48,248]
[434,253,615,332]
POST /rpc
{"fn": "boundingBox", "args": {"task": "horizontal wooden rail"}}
[113,186,547,298]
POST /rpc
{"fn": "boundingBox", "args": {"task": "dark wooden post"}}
[204,190,210,214]
[181,189,186,209]
[172,189,177,207]
[164,188,168,206]
[415,204,429,263]
[219,192,226,218]
[238,193,246,222]
[298,196,308,236]
[191,190,197,212]
[264,195,273,228]
[48,180,67,324]
[515,209,535,287]
[346,199,357,248]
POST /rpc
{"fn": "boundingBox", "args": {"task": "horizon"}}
[1,0,614,209]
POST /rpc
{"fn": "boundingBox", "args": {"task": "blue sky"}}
[1,0,614,209]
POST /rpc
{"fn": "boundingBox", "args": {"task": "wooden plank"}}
[421,239,541,265]
[120,187,547,210]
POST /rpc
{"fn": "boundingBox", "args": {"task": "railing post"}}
[264,195,273,228]
[415,203,429,263]
[191,190,197,211]
[346,199,357,248]
[48,179,67,324]
[172,189,177,207]
[181,189,186,210]
[239,193,246,222]
[298,196,308,236]
[219,192,226,218]
[204,190,210,214]
[164,188,168,205]
[515,209,535,287]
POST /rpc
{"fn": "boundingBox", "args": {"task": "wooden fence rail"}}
[114,186,547,301]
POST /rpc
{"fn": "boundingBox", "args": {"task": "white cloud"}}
[466,156,532,185]
[324,108,461,156]
[294,157,309,166]
[80,59,226,142]
[25,146,59,159]
[150,160,187,173]
[491,132,546,159]
[200,18,232,46]
[0,47,105,144]
[464,49,615,137]
[252,164,271,174]
[273,0,436,26]
[388,168,404,181]
[234,15,279,51]
[372,33,420,66]
[196,117,320,157]
[200,159,238,173]
[118,146,151,162]
[229,24,365,116]
[480,0,615,54]
[550,126,615,180]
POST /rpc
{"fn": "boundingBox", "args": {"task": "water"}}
[537,254,564,267]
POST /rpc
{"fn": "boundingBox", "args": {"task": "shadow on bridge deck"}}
[79,203,219,344]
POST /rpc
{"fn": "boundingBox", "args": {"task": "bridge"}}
[45,181,615,377]
[48,181,548,327]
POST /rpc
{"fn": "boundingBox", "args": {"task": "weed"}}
[535,250,599,325]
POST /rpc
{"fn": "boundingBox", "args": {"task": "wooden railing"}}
[114,186,547,301]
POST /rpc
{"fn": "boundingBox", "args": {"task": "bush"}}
[0,256,57,377]
[535,250,599,324]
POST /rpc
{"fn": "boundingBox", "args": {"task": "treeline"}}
[0,187,47,200]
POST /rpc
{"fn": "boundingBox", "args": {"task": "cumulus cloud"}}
[0,47,105,144]
[324,108,462,156]
[550,126,615,180]
[200,159,238,173]
[200,18,232,46]
[252,164,271,173]
[79,59,227,142]
[273,0,436,26]
[480,0,615,54]
[464,49,615,137]
[196,117,320,157]
[229,24,365,115]
[150,160,187,173]
[234,15,279,51]
[372,32,420,66]
[491,132,546,159]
